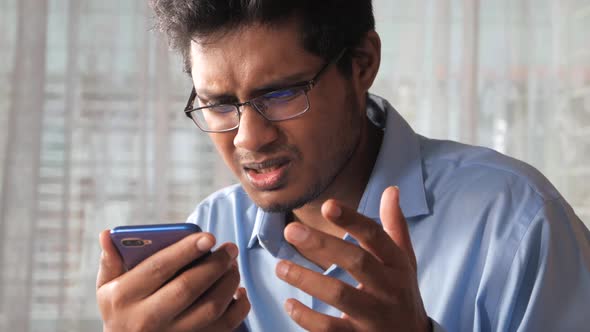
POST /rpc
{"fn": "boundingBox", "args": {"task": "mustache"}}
[234,143,302,164]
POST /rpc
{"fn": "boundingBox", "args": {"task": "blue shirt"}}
[187,94,590,331]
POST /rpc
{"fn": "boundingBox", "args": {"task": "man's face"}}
[189,21,365,212]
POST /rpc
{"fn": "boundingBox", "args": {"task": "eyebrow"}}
[195,70,314,102]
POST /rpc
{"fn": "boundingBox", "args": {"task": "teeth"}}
[256,165,280,174]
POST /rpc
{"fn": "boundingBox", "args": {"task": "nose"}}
[233,104,279,152]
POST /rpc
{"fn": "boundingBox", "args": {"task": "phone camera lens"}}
[122,239,145,247]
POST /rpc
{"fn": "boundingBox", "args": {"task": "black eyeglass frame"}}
[183,49,347,133]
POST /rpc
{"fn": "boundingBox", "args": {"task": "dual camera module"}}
[121,238,152,247]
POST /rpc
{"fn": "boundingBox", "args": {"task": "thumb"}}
[96,229,126,289]
[379,186,417,271]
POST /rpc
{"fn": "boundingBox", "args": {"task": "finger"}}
[320,199,407,267]
[147,243,239,321]
[284,222,391,290]
[276,260,380,321]
[284,298,354,332]
[96,229,126,289]
[203,288,251,332]
[380,186,417,270]
[171,263,241,330]
[121,232,217,300]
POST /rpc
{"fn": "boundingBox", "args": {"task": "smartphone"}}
[110,223,205,271]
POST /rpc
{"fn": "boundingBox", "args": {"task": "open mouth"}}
[246,162,288,173]
[243,158,291,190]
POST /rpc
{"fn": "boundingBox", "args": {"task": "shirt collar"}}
[247,209,285,253]
[357,94,430,220]
[247,94,430,252]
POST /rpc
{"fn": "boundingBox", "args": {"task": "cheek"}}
[305,83,360,142]
[295,109,352,165]
[209,133,239,171]
[310,96,358,144]
[307,98,361,163]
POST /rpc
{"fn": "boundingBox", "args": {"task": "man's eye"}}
[264,88,299,101]
[198,97,233,107]
[197,99,215,107]
[208,105,236,114]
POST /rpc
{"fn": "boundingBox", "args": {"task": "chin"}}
[244,189,300,213]
[244,181,325,213]
[257,199,306,213]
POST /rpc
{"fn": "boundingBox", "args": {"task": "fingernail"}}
[196,236,214,252]
[284,300,293,315]
[276,260,291,277]
[233,287,242,300]
[225,244,239,259]
[327,204,342,218]
[392,186,400,201]
[287,223,309,243]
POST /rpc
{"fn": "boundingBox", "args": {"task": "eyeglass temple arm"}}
[309,48,348,87]
[184,87,197,113]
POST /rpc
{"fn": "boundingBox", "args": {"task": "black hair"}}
[150,0,374,75]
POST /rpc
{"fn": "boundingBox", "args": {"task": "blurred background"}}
[0,0,589,331]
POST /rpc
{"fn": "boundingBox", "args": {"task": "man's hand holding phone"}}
[96,229,250,332]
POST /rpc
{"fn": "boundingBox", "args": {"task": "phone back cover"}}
[110,223,201,270]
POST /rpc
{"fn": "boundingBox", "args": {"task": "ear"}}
[350,30,381,94]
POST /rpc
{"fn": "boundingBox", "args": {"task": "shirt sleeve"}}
[185,200,211,231]
[494,197,590,331]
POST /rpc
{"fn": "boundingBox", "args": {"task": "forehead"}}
[188,21,323,94]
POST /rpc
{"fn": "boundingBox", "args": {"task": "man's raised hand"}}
[276,186,430,332]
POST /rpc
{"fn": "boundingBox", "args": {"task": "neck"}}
[291,118,383,238]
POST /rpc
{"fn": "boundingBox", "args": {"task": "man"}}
[96,1,590,331]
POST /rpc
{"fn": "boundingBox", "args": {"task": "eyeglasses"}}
[184,49,347,133]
